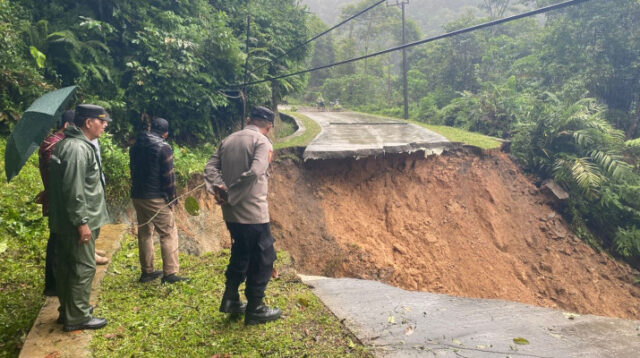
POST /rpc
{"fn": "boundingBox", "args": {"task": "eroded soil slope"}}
[270,148,640,319]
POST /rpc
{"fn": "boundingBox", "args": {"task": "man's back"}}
[206,125,273,224]
[130,132,172,200]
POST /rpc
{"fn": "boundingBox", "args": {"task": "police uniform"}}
[204,106,281,325]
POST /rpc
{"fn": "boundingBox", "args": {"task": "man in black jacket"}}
[130,117,188,284]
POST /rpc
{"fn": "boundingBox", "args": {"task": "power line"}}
[230,0,592,89]
[249,0,387,76]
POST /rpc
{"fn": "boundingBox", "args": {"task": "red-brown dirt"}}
[269,148,640,319]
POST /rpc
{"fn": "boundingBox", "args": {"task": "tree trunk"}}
[627,93,640,139]
[270,81,281,140]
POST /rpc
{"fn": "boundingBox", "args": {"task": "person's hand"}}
[168,197,178,210]
[213,184,228,205]
[77,224,92,244]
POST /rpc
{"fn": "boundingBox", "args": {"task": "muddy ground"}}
[267,147,640,320]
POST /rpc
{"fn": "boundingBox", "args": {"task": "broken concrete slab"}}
[301,111,451,161]
[299,275,640,358]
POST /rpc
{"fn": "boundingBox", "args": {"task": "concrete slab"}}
[299,275,640,358]
[301,111,451,161]
[19,224,127,358]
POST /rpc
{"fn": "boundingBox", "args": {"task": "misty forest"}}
[2,0,640,356]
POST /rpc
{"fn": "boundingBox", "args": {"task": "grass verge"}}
[0,138,48,358]
[273,111,322,150]
[410,122,502,150]
[91,234,371,357]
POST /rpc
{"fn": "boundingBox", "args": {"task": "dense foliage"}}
[306,0,640,266]
[0,138,47,357]
[0,1,50,135]
[1,0,312,143]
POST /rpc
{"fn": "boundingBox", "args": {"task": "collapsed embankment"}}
[268,147,640,320]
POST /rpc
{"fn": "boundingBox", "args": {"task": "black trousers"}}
[225,222,276,299]
[44,231,57,295]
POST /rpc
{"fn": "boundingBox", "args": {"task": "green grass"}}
[273,111,322,150]
[0,138,48,358]
[91,235,371,357]
[274,116,297,139]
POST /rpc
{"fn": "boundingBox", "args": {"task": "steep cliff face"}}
[268,148,640,319]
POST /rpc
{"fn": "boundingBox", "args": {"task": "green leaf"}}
[184,196,200,216]
[0,241,7,255]
[513,337,530,345]
[29,46,46,68]
[297,297,309,307]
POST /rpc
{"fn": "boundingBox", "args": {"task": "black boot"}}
[244,298,281,326]
[57,306,93,324]
[63,317,107,332]
[219,284,246,314]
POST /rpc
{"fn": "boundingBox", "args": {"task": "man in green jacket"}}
[49,104,111,331]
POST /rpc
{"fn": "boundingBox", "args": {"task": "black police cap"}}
[250,106,274,123]
[75,104,112,125]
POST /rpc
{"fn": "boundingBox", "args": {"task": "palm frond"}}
[625,138,640,148]
[553,157,603,199]
[589,150,632,181]
[47,31,81,48]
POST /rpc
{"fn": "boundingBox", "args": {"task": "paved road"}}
[300,111,451,160]
[300,276,640,358]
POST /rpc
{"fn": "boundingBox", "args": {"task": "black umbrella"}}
[4,86,77,182]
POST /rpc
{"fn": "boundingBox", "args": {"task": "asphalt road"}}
[300,276,640,358]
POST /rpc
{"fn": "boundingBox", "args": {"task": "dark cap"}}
[74,104,111,126]
[151,117,169,134]
[250,106,274,123]
[58,110,75,129]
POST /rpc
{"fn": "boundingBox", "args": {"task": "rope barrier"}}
[136,182,206,228]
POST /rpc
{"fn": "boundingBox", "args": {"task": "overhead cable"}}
[249,0,387,75]
[231,0,592,88]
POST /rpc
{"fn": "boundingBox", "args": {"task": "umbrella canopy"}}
[4,85,77,182]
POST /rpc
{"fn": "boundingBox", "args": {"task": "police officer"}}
[48,104,110,331]
[204,106,281,325]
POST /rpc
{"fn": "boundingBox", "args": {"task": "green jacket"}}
[48,125,110,233]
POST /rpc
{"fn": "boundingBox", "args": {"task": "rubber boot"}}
[219,285,246,314]
[244,297,281,325]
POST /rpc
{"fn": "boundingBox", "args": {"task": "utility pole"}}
[387,0,409,119]
[242,14,251,129]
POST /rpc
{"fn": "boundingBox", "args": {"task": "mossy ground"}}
[90,234,372,357]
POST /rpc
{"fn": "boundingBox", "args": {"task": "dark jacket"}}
[48,125,110,233]
[129,131,177,203]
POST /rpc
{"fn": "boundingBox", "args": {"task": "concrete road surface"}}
[300,276,640,358]
[300,111,451,160]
